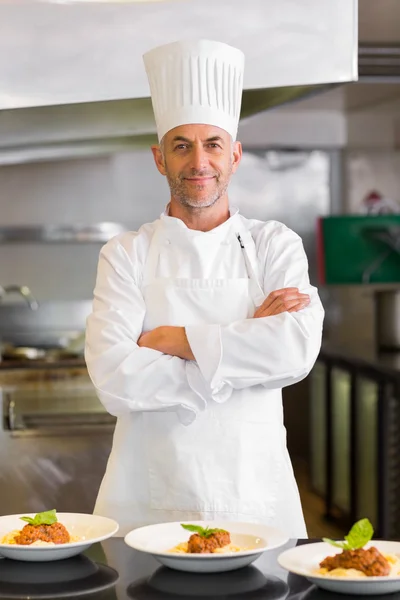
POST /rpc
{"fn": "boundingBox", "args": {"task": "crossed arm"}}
[137,286,311,360]
[137,225,324,397]
[85,226,324,421]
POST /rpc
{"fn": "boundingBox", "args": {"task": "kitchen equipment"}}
[1,345,82,362]
[2,346,46,361]
[0,366,116,516]
[375,290,400,351]
[0,285,38,310]
[317,216,400,286]
[0,300,92,349]
[0,300,112,515]
[1,326,86,362]
[317,216,400,356]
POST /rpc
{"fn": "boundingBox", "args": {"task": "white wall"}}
[0,151,169,301]
[346,150,400,212]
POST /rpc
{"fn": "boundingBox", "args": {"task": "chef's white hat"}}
[143,39,245,142]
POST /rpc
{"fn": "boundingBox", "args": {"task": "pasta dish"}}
[316,549,400,578]
[168,524,247,555]
[317,518,400,578]
[1,510,78,546]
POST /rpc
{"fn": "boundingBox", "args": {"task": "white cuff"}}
[185,361,211,404]
[176,405,198,426]
[185,324,224,392]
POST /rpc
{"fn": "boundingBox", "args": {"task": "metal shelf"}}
[0,223,127,243]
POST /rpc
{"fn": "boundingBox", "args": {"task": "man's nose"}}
[189,146,208,171]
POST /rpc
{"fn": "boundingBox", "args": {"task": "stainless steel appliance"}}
[0,365,115,515]
[0,300,115,516]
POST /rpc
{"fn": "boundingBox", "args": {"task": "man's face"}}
[152,124,242,209]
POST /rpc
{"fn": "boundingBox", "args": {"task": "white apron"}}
[94,215,307,537]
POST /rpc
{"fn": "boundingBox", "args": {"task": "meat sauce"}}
[187,531,231,553]
[14,522,70,545]
[320,547,391,577]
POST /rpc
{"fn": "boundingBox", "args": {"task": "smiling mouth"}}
[184,177,215,182]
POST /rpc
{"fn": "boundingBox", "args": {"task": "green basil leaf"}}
[20,517,35,525]
[20,509,58,527]
[181,524,206,535]
[180,524,228,538]
[322,519,374,551]
[344,518,374,550]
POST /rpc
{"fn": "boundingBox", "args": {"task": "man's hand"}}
[254,287,310,319]
[138,326,195,360]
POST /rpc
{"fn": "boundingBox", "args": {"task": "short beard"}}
[161,151,233,211]
[165,168,232,210]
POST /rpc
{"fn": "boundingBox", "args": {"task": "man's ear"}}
[231,141,243,174]
[151,145,166,176]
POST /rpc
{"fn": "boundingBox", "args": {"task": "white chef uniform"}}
[85,39,324,537]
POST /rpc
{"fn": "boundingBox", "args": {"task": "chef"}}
[85,39,324,538]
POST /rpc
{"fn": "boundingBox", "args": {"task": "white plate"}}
[0,513,119,562]
[278,540,400,596]
[124,520,289,573]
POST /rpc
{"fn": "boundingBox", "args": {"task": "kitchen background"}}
[1,0,400,539]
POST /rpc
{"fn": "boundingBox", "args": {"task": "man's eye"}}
[208,143,221,149]
[175,144,188,150]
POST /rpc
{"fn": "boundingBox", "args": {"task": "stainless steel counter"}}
[0,358,86,370]
[0,364,115,516]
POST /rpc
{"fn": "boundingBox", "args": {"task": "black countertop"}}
[0,537,395,600]
[320,342,400,378]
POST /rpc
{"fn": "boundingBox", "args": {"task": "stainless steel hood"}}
[0,0,358,162]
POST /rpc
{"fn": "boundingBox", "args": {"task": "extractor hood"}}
[0,0,358,162]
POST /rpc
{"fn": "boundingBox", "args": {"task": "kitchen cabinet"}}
[331,368,351,514]
[310,349,400,537]
[310,362,326,496]
[356,377,378,526]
